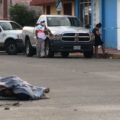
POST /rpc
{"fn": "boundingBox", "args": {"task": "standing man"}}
[35,21,47,58]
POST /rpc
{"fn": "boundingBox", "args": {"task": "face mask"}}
[41,23,45,26]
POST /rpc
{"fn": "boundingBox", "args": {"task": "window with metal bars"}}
[79,0,91,27]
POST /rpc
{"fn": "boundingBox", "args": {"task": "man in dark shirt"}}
[92,23,105,57]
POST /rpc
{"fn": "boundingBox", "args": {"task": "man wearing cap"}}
[35,21,47,58]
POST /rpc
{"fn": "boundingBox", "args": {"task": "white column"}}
[92,0,100,26]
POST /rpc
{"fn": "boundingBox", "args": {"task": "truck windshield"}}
[0,22,22,30]
[47,17,81,27]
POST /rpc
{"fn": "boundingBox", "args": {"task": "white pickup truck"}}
[22,15,94,58]
[0,20,24,55]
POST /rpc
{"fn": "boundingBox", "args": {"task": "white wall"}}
[117,0,120,50]
[92,0,100,26]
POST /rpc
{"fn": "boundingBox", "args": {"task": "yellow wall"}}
[72,1,74,16]
[44,3,57,15]
[51,3,57,14]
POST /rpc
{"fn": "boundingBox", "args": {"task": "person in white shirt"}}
[35,21,47,57]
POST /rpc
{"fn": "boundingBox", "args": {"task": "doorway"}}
[63,2,72,15]
[79,0,91,27]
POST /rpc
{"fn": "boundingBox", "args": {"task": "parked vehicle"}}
[0,20,24,55]
[22,15,95,58]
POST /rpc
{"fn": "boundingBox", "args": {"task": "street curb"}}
[108,53,120,59]
[70,53,120,59]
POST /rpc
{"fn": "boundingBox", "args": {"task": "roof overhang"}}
[30,0,55,6]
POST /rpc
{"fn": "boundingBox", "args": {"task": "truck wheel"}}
[25,40,34,57]
[45,41,54,58]
[6,41,17,55]
[83,49,93,58]
[61,52,69,58]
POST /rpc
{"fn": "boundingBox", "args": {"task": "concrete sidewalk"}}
[98,48,120,59]
[70,48,120,59]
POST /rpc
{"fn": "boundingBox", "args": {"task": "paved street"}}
[0,53,120,120]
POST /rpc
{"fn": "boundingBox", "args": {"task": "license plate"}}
[73,46,81,50]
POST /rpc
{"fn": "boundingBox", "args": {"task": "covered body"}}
[0,76,47,100]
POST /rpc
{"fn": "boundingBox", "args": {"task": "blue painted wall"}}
[74,0,117,49]
[101,0,117,49]
[74,0,80,18]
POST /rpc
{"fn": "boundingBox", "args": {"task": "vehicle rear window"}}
[0,22,22,30]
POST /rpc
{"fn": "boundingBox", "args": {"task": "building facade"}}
[30,0,91,29]
[74,0,120,50]
[74,0,91,28]
[30,0,75,15]
[92,0,119,50]
[0,0,41,19]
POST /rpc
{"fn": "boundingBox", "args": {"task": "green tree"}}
[9,4,38,26]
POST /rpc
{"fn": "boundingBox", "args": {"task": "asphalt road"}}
[0,53,120,120]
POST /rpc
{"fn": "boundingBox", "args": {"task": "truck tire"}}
[83,49,93,58]
[61,52,69,58]
[45,41,54,58]
[6,41,17,55]
[25,40,34,57]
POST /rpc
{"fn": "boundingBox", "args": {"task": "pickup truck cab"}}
[22,15,94,58]
[0,20,24,55]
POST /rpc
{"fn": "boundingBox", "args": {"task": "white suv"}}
[0,20,24,55]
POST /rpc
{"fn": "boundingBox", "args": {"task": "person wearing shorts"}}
[92,23,105,57]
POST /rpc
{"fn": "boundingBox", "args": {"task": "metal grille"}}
[62,33,90,42]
